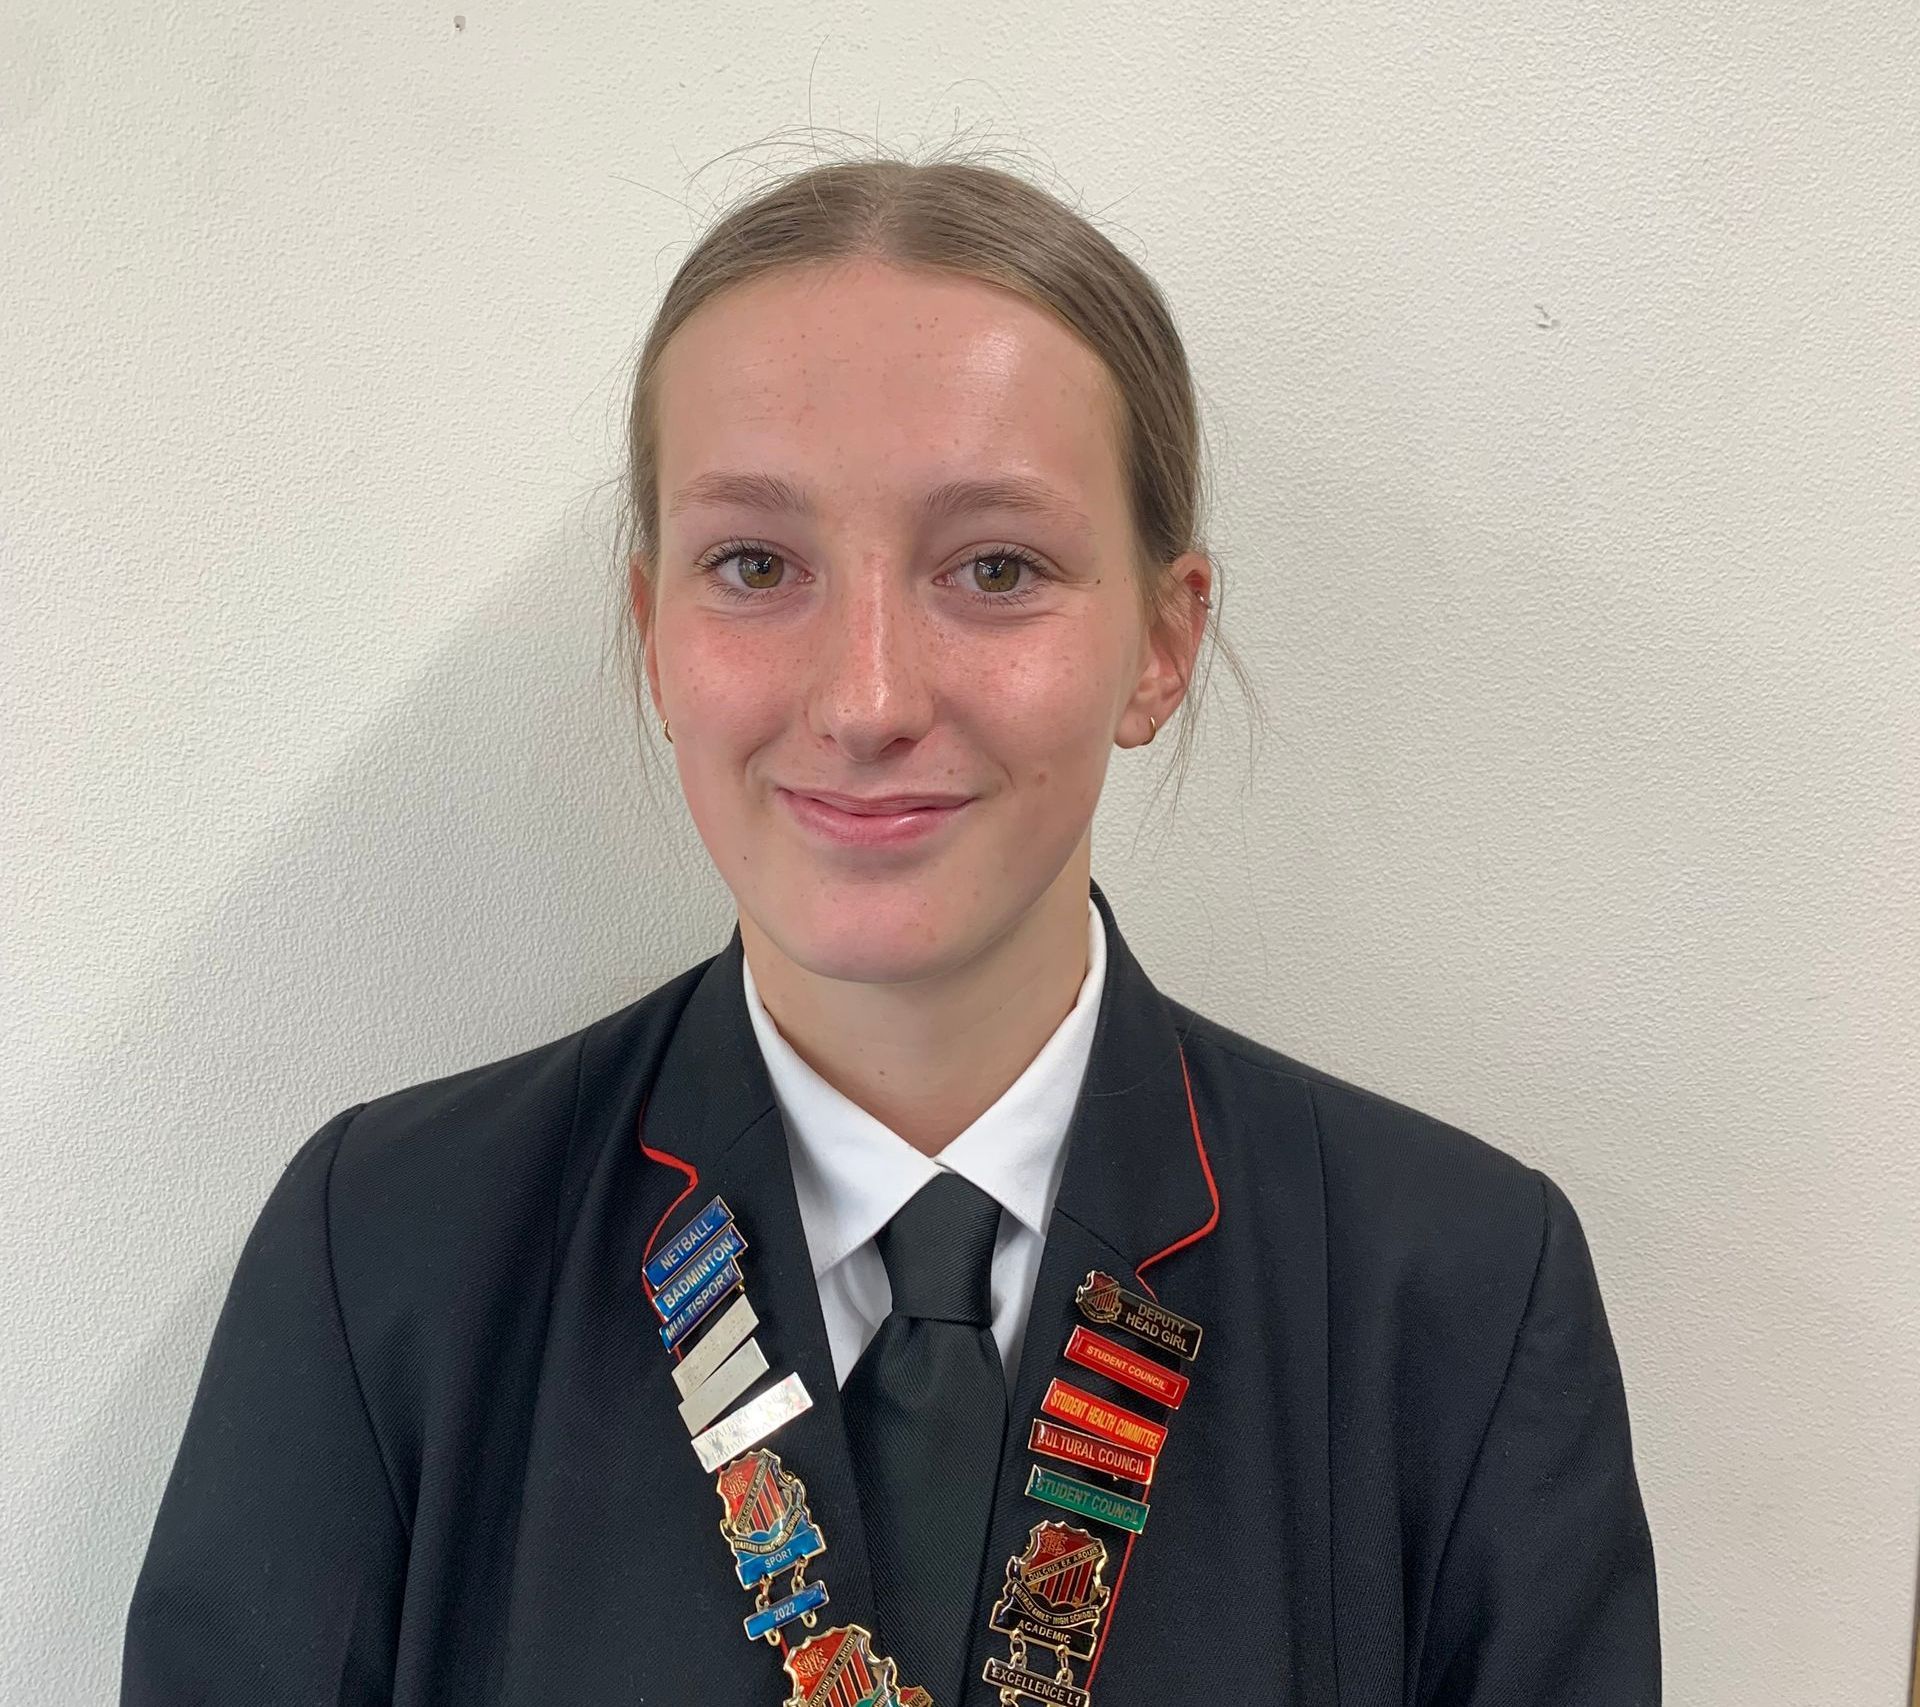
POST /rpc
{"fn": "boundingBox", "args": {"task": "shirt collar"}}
[740,896,1106,1281]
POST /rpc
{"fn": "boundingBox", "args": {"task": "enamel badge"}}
[1073,1270,1202,1361]
[782,1624,914,1707]
[982,1520,1112,1707]
[989,1265,1207,1702]
[1027,1418,1155,1487]
[715,1448,830,1642]
[1039,1377,1168,1459]
[645,1188,925,1700]
[1062,1325,1189,1408]
[1024,1464,1150,1535]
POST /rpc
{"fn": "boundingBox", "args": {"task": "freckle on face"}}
[652,258,1143,982]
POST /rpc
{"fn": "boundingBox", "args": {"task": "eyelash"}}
[692,538,1053,608]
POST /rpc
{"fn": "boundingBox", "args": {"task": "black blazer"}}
[123,878,1659,1705]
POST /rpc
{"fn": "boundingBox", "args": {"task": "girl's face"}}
[637,257,1205,986]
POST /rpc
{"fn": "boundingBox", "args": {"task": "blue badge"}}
[659,1257,742,1349]
[719,1450,831,1646]
[644,1195,733,1290]
[743,1578,830,1642]
[652,1221,748,1320]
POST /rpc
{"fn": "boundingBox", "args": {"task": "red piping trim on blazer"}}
[1085,1039,1219,1689]
[637,1093,702,1362]
[1133,1041,1221,1288]
[632,1041,1221,1680]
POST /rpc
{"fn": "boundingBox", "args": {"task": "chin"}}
[746,871,1008,988]
[767,887,960,984]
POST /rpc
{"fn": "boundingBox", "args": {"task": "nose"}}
[808,555,937,761]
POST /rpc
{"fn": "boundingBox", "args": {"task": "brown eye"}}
[972,554,1025,595]
[737,551,783,590]
[695,541,792,601]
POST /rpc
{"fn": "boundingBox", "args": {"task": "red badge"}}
[782,1625,894,1707]
[1063,1325,1190,1408]
[1028,1417,1156,1486]
[1040,1377,1169,1457]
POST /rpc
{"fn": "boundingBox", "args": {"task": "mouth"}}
[776,787,975,850]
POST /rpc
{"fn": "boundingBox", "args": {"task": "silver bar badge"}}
[678,1337,772,1435]
[672,1294,761,1399]
[691,1369,814,1473]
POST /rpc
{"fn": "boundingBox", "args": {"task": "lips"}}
[776,787,973,850]
[791,789,974,814]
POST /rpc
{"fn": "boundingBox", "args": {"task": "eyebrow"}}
[667,470,1093,540]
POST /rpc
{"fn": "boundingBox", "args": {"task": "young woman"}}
[122,155,1659,1707]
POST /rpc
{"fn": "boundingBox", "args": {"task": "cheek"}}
[969,650,1124,816]
[974,634,1127,747]
[662,604,1130,777]
[656,621,794,854]
[664,618,795,740]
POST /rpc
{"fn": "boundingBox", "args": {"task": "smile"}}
[776,788,973,850]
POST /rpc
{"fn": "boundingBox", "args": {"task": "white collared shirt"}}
[740,897,1106,1393]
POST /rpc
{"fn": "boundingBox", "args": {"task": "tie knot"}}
[874,1172,1001,1327]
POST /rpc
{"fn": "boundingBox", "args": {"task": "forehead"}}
[655,260,1124,530]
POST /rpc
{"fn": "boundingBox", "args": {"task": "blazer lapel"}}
[497,925,875,1704]
[965,879,1230,1701]
[630,926,883,1645]
[502,876,1329,1706]
[612,878,1232,1704]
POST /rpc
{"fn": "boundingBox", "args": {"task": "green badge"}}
[1023,1464,1150,1535]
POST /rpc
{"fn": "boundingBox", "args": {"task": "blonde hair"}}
[610,137,1262,825]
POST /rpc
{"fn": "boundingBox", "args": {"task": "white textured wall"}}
[4,2,1916,1700]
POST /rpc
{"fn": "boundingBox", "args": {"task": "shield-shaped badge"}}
[716,1449,825,1587]
[782,1624,903,1707]
[990,1519,1112,1661]
[714,1448,830,1642]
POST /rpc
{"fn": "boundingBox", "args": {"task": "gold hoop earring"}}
[1144,713,1158,746]
[662,719,673,744]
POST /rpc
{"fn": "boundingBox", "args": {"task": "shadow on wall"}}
[16,519,730,1702]
[35,472,1278,1700]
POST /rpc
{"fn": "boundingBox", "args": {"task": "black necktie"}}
[841,1171,1010,1706]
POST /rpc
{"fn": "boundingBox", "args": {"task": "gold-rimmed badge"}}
[646,1192,930,1698]
[1073,1270,1202,1361]
[781,1623,932,1707]
[981,1519,1112,1707]
[981,1270,1206,1700]
[714,1449,830,1644]
[1039,1377,1168,1460]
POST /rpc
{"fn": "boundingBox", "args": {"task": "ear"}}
[629,548,664,721]
[1123,552,1212,743]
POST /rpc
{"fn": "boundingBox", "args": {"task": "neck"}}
[739,851,1095,1157]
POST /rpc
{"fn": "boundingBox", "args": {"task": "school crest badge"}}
[714,1448,829,1641]
[782,1624,903,1707]
[982,1519,1112,1706]
[1074,1271,1124,1327]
